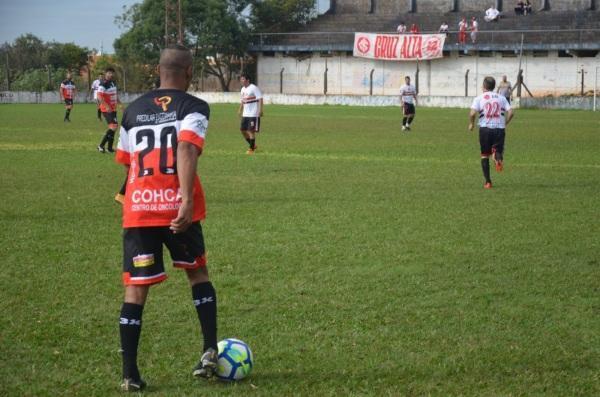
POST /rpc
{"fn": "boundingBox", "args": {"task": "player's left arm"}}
[171,141,200,234]
[503,97,514,126]
[259,98,264,117]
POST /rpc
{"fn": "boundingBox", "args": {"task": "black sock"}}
[65,109,71,120]
[99,133,108,148]
[495,150,503,162]
[119,303,144,380]
[481,158,491,183]
[97,109,102,119]
[402,117,407,126]
[119,177,127,195]
[107,130,115,151]
[407,116,414,125]
[249,139,255,149]
[244,137,252,147]
[192,282,217,351]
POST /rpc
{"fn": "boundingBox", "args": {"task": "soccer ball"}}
[215,338,253,381]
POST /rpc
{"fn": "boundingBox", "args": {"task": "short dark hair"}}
[240,73,251,81]
[405,76,410,80]
[483,76,496,91]
[105,67,116,73]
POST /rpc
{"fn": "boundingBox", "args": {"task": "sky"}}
[1,0,148,53]
[0,0,332,54]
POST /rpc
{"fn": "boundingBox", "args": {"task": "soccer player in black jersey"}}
[113,45,218,392]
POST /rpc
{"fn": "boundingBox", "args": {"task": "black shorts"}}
[122,223,206,286]
[403,103,416,115]
[103,111,118,127]
[479,127,505,157]
[240,117,260,132]
[64,99,73,106]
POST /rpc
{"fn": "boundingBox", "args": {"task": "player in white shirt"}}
[238,73,263,154]
[399,76,417,131]
[90,73,104,121]
[469,76,515,189]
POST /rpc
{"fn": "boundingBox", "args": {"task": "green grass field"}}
[0,103,598,396]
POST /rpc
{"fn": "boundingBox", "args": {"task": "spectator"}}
[397,22,407,34]
[439,22,449,36]
[497,75,513,103]
[524,0,532,15]
[484,5,500,22]
[458,17,468,44]
[471,17,479,43]
[515,1,525,15]
[410,23,420,34]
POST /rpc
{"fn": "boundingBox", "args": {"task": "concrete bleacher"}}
[250,3,600,52]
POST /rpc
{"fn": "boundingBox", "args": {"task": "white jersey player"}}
[399,76,417,131]
[469,76,515,189]
[91,73,104,120]
[238,73,263,154]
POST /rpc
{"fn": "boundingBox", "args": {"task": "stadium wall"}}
[256,52,599,97]
[333,0,593,13]
[2,91,598,110]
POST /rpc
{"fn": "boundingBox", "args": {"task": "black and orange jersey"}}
[115,89,209,228]
[60,79,76,99]
[98,79,118,112]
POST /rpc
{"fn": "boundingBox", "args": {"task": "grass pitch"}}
[0,103,598,396]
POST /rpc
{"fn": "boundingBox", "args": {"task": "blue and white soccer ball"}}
[216,338,254,381]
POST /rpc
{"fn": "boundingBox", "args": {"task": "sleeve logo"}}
[154,96,173,112]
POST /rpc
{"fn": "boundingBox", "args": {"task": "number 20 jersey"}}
[115,89,210,228]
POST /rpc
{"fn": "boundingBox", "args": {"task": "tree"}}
[187,0,250,91]
[249,0,316,33]
[10,34,47,72]
[47,42,89,72]
[114,0,166,66]
[112,0,316,91]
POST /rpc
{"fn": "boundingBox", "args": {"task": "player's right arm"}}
[238,102,243,117]
[468,97,479,131]
[171,141,200,234]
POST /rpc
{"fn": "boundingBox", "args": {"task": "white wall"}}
[257,52,600,97]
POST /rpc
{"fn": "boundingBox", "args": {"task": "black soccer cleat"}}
[120,378,146,392]
[192,348,218,378]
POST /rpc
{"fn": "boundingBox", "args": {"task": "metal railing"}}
[249,29,600,50]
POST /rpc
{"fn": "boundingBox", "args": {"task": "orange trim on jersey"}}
[115,149,130,165]
[122,272,168,286]
[179,130,205,151]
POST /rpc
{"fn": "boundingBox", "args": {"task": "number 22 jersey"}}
[471,91,511,129]
[116,89,210,228]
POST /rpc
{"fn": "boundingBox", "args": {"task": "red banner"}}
[353,33,445,61]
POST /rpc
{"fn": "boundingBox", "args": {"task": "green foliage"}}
[188,0,250,91]
[2,34,89,91]
[0,104,599,396]
[250,0,316,32]
[46,42,89,71]
[114,0,166,66]
[9,33,47,71]
[112,0,315,91]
